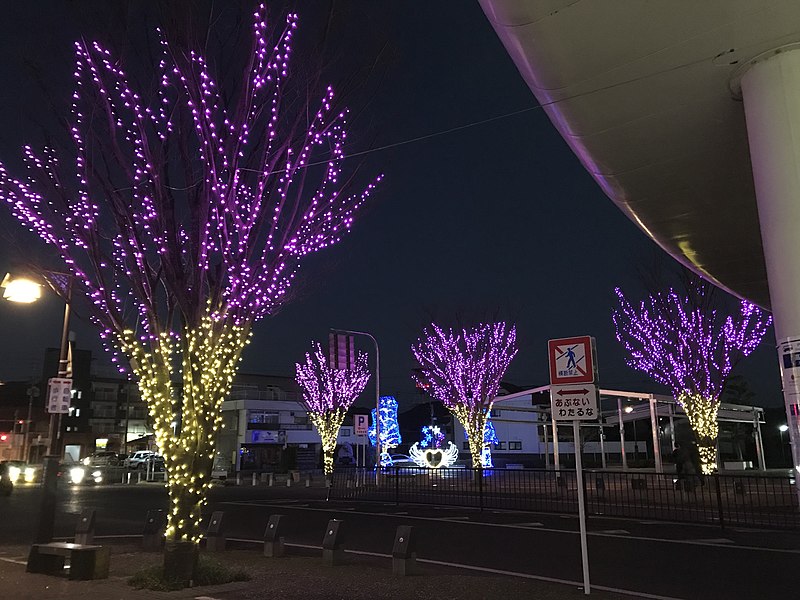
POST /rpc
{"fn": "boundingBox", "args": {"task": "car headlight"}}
[70,467,86,484]
[8,466,21,483]
[24,467,36,483]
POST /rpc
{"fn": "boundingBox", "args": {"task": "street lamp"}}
[779,424,789,465]
[331,328,380,482]
[1,272,72,457]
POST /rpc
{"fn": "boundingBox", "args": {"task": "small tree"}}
[613,287,771,473]
[0,5,380,557]
[295,342,370,475]
[412,323,517,467]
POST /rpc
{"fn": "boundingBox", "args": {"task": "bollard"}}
[321,519,344,566]
[236,473,242,486]
[142,510,166,551]
[137,472,142,484]
[75,509,96,545]
[305,473,312,488]
[263,514,286,557]
[268,472,274,487]
[205,511,226,552]
[252,473,257,486]
[286,475,292,487]
[391,525,416,576]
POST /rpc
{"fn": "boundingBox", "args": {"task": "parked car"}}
[124,451,155,469]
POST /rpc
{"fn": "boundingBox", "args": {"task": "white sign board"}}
[47,377,72,414]
[354,414,369,436]
[550,384,598,421]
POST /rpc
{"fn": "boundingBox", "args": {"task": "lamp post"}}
[779,424,789,465]
[1,272,72,457]
[331,328,380,483]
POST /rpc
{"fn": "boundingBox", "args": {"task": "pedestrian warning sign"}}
[548,336,596,385]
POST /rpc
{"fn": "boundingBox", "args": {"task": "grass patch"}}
[128,556,250,592]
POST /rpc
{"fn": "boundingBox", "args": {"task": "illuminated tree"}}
[612,287,771,473]
[296,342,370,476]
[368,395,401,465]
[412,323,517,468]
[0,5,380,554]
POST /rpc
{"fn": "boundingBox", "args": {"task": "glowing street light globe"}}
[1,276,42,304]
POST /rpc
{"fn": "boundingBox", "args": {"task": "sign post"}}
[548,336,597,596]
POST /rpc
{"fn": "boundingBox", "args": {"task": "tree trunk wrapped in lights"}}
[613,287,771,474]
[412,323,518,469]
[295,343,370,475]
[0,6,380,567]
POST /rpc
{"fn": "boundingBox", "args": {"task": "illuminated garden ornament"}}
[612,287,771,474]
[409,424,458,468]
[296,342,371,476]
[368,396,401,467]
[412,323,518,468]
[0,5,381,551]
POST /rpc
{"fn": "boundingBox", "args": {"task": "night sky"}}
[0,2,783,408]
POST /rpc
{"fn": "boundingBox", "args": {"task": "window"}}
[493,409,501,417]
[495,442,506,450]
[509,441,522,451]
[248,410,279,424]
[340,428,351,437]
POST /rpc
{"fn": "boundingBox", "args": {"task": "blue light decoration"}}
[463,411,499,468]
[420,425,445,449]
[368,396,401,466]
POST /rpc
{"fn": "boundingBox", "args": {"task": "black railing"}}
[329,466,800,530]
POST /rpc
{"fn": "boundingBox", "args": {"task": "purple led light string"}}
[612,287,771,402]
[295,342,371,416]
[0,4,382,367]
[412,323,517,466]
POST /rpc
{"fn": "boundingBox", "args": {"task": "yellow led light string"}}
[118,311,251,543]
[678,392,720,475]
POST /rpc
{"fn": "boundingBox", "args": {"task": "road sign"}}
[354,414,369,436]
[329,332,356,370]
[47,377,72,414]
[550,384,599,421]
[548,336,596,385]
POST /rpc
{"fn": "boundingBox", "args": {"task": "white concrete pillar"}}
[741,46,800,485]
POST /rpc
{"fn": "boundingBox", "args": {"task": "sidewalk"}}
[0,541,636,600]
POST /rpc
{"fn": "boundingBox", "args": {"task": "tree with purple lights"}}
[295,343,371,476]
[613,287,771,473]
[0,5,380,551]
[412,323,518,468]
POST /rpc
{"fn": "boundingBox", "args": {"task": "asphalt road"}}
[2,482,799,599]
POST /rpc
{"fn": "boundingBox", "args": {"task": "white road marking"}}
[597,529,630,535]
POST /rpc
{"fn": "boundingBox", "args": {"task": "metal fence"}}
[329,466,800,530]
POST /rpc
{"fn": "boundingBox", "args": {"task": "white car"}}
[125,451,155,469]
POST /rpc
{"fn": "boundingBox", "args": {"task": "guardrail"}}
[329,466,800,530]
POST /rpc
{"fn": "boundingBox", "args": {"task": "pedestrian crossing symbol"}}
[548,336,596,385]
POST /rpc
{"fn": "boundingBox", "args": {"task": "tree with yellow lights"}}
[0,5,380,571]
[295,342,371,476]
[613,287,771,474]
